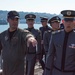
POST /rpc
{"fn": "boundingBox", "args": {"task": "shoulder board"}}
[47,30,51,33]
[47,30,51,32]
[52,30,62,34]
[44,30,51,34]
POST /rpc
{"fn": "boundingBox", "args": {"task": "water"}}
[0,24,43,32]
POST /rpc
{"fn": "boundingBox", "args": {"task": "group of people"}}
[0,9,75,75]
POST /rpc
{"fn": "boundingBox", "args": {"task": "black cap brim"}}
[26,18,35,20]
[64,18,74,21]
[8,16,19,19]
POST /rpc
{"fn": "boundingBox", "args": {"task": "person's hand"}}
[27,37,37,47]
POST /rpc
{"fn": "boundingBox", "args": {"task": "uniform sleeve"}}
[44,34,56,75]
[22,30,34,42]
[36,30,42,59]
[22,30,35,54]
[43,32,49,54]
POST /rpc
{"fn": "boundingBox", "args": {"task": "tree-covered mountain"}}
[0,10,62,24]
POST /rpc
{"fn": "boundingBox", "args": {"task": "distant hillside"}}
[0,10,63,24]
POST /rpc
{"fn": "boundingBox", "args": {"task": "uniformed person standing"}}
[0,11,37,75]
[24,14,42,75]
[44,10,75,75]
[39,17,51,42]
[39,17,51,70]
[43,16,61,61]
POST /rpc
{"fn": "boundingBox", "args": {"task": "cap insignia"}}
[67,11,71,16]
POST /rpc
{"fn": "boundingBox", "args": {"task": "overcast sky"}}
[0,0,75,14]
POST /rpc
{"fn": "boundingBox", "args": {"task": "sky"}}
[0,0,75,14]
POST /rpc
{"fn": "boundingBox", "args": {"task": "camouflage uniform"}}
[0,28,34,75]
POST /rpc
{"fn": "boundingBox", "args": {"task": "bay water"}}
[0,24,44,32]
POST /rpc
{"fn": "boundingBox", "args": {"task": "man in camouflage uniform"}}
[0,11,37,75]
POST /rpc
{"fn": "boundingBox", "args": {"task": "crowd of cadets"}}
[1,10,75,75]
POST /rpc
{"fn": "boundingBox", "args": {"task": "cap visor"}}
[14,16,19,18]
[27,18,34,20]
[51,20,60,23]
[64,18,74,21]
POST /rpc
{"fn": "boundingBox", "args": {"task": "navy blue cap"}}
[48,16,61,23]
[25,14,36,20]
[7,11,19,19]
[40,17,48,22]
[61,10,75,21]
